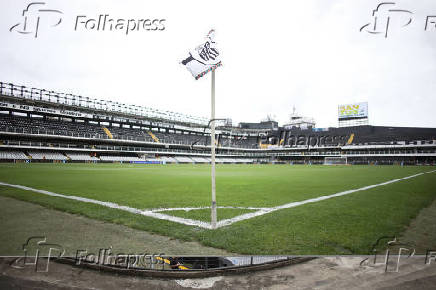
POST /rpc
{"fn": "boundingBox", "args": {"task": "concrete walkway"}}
[1,196,435,289]
[0,196,231,256]
[0,256,435,289]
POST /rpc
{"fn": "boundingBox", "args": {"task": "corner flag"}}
[181,30,222,80]
[180,29,222,228]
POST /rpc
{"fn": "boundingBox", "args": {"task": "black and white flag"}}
[181,29,222,80]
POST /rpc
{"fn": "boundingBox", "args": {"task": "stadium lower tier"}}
[0,150,255,164]
[0,148,435,165]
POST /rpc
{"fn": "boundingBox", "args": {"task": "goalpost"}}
[324,156,347,165]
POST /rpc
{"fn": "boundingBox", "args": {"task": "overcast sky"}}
[0,0,435,128]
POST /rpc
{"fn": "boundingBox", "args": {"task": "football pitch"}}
[0,163,435,255]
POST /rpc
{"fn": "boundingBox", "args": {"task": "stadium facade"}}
[1,81,435,165]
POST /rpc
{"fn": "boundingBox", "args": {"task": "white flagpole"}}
[211,69,217,229]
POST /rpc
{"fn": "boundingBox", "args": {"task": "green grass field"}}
[0,163,435,254]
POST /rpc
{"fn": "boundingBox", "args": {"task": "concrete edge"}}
[54,257,315,279]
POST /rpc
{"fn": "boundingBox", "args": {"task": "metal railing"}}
[68,255,291,272]
[3,138,435,159]
[0,81,209,126]
[0,125,258,149]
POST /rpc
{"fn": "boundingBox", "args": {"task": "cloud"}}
[0,0,435,128]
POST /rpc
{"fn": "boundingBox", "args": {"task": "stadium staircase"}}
[101,127,113,139]
[147,131,160,143]
[347,133,355,145]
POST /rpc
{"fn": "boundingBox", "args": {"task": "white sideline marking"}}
[0,169,435,229]
[0,182,212,229]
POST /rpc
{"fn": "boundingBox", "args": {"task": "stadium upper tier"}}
[0,81,209,126]
[0,114,260,148]
[279,126,436,146]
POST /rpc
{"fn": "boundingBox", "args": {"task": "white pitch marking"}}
[215,170,436,228]
[0,169,435,229]
[0,182,212,229]
[150,206,268,212]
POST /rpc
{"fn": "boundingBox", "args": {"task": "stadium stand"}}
[66,153,99,161]
[173,156,195,163]
[145,157,162,163]
[1,81,436,165]
[159,156,178,163]
[99,155,144,162]
[28,151,68,160]
[0,114,268,148]
[0,150,28,160]
[191,157,210,163]
[0,114,106,139]
[0,114,246,147]
[227,136,259,148]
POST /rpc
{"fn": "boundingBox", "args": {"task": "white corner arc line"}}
[0,169,435,230]
[150,206,268,212]
[215,169,436,228]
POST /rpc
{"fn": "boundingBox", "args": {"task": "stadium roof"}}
[0,81,209,127]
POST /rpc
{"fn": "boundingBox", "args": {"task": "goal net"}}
[324,156,347,165]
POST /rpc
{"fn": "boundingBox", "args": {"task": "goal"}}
[324,156,347,165]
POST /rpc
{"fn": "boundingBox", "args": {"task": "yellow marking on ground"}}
[156,256,189,270]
